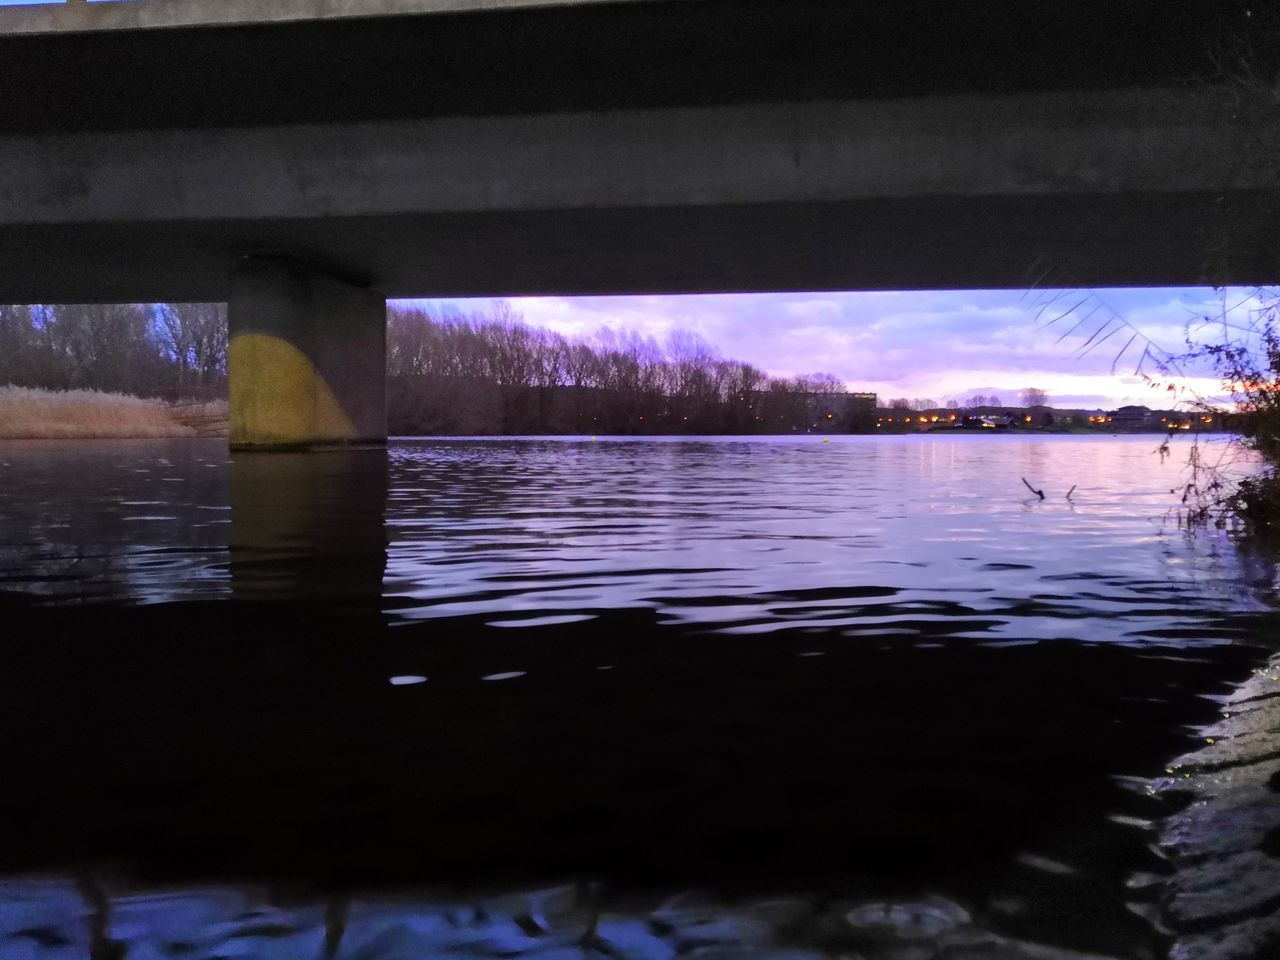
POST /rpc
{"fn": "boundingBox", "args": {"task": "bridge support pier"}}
[228,257,386,450]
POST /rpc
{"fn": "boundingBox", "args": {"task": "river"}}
[0,434,1274,958]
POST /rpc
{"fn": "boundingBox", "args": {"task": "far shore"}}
[0,386,1217,442]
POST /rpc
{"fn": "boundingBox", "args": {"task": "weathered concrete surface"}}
[1,87,1275,302]
[1150,652,1280,960]
[0,0,660,35]
[9,90,1270,224]
[228,259,386,448]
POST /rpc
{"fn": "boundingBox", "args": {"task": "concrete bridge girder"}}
[3,90,1269,221]
[1,87,1276,303]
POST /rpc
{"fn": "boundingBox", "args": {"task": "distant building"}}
[1112,405,1153,423]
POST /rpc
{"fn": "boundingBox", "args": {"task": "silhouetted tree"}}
[1021,387,1049,408]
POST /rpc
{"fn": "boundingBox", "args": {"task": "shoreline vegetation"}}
[0,383,1215,441]
[0,386,227,440]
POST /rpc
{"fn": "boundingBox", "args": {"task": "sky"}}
[397,287,1263,410]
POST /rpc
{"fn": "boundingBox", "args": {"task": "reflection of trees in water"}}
[0,540,134,601]
[0,442,391,607]
[0,440,230,603]
[230,449,387,604]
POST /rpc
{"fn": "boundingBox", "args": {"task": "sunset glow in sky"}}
[405,287,1258,410]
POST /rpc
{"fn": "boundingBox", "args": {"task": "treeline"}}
[0,303,226,400]
[1,299,874,434]
[387,303,872,435]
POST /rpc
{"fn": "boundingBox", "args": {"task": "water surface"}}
[0,434,1273,957]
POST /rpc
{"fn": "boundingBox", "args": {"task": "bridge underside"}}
[4,82,1278,303]
[2,191,1276,304]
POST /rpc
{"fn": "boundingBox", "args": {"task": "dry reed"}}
[0,386,228,439]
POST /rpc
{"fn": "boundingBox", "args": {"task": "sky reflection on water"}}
[2,434,1268,641]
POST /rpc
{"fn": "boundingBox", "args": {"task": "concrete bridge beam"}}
[228,258,386,450]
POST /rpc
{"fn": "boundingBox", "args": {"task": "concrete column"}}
[228,257,386,449]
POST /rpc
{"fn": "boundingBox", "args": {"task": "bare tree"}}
[384,303,881,435]
[0,304,33,385]
[156,302,227,390]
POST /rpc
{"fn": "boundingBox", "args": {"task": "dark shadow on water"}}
[229,448,388,604]
[0,590,1268,956]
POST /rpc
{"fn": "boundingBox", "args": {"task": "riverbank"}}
[1150,649,1280,959]
[0,386,227,439]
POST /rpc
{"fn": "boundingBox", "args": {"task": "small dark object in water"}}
[1022,477,1045,500]
[1066,485,1077,500]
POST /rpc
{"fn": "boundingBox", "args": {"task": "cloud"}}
[394,287,1251,408]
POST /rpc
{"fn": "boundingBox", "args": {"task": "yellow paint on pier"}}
[228,333,358,446]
